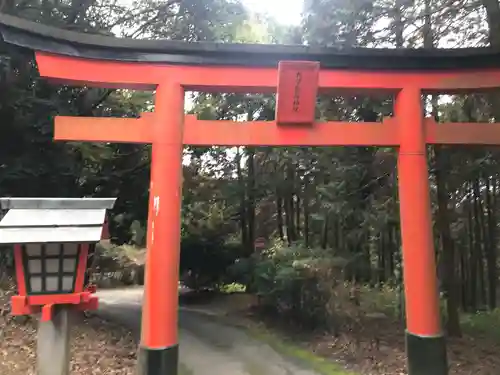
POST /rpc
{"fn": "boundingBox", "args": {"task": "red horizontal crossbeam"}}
[55,116,151,143]
[425,119,500,145]
[55,115,399,146]
[36,52,500,93]
[54,115,500,146]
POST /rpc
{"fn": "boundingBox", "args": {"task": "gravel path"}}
[96,288,320,375]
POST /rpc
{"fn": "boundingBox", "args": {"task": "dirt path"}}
[96,288,321,375]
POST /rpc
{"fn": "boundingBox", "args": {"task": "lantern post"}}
[0,197,116,375]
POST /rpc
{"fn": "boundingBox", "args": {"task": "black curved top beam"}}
[0,13,500,70]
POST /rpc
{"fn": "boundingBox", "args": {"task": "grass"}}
[246,327,356,375]
[179,362,194,375]
[460,309,500,340]
[355,284,500,343]
[219,282,247,294]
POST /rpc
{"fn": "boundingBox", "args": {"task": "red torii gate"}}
[3,14,500,375]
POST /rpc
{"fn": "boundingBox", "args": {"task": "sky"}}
[243,0,304,25]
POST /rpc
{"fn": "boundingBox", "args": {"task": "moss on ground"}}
[246,327,356,375]
[178,363,194,375]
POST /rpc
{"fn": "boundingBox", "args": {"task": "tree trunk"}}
[378,230,386,284]
[284,163,297,243]
[276,193,285,241]
[482,0,500,122]
[303,178,311,247]
[434,146,462,337]
[473,179,487,308]
[483,0,500,47]
[236,147,248,249]
[469,193,478,311]
[385,225,395,282]
[423,1,461,334]
[246,147,256,254]
[296,192,301,237]
[459,237,468,311]
[321,215,329,249]
[393,0,405,48]
[484,176,497,309]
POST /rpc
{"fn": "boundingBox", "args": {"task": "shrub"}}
[179,230,245,290]
[249,242,348,330]
[89,242,145,287]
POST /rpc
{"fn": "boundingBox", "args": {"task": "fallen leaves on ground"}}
[190,292,500,375]
[0,290,137,375]
[308,314,500,375]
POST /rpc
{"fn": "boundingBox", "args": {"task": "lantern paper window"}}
[23,243,80,295]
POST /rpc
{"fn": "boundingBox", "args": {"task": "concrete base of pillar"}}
[406,331,448,375]
[37,307,71,375]
[137,344,179,375]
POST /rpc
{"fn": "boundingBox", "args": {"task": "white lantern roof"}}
[0,198,116,244]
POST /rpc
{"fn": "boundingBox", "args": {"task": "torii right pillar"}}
[396,87,447,375]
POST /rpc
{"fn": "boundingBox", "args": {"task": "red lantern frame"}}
[9,219,109,321]
[11,243,97,321]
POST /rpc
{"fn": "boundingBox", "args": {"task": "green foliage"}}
[180,230,245,290]
[355,284,404,318]
[248,242,348,329]
[219,282,247,294]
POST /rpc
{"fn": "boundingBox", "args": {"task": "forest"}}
[1,0,500,353]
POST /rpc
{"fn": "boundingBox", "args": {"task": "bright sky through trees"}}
[244,0,303,25]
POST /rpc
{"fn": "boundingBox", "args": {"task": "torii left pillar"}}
[138,82,184,375]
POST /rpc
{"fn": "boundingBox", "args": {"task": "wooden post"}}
[138,82,184,375]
